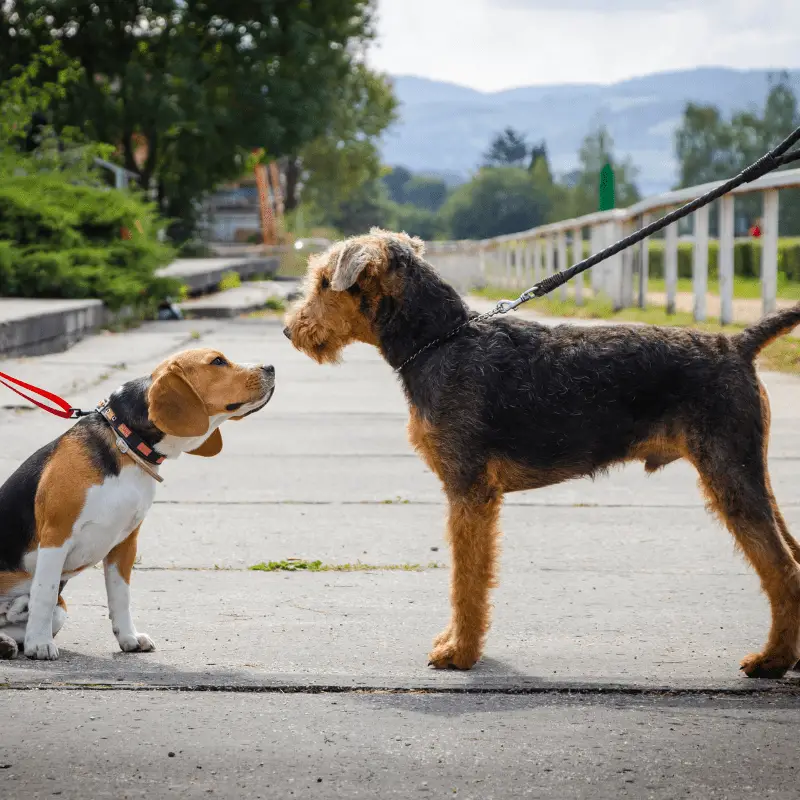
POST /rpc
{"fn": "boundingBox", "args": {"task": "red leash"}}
[0,370,89,419]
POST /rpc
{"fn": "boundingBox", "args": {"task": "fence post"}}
[504,246,513,288]
[590,225,602,293]
[545,236,555,278]
[665,219,678,315]
[693,205,709,322]
[522,243,531,284]
[573,227,584,305]
[533,239,542,282]
[639,214,649,309]
[557,232,568,301]
[718,195,735,325]
[620,221,634,308]
[515,243,524,287]
[762,189,779,316]
[605,219,624,310]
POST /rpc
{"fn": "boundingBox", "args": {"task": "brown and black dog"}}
[284,227,800,679]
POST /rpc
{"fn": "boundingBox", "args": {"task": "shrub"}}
[0,174,178,310]
[218,271,242,291]
[646,238,800,282]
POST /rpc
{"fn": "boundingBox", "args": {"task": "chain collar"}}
[395,302,518,373]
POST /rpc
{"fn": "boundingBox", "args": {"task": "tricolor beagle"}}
[0,348,274,660]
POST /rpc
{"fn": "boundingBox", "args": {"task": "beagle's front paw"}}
[117,632,156,653]
[24,637,59,660]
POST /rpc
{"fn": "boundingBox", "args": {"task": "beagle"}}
[0,348,274,660]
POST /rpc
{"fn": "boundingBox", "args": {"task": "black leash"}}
[398,125,800,373]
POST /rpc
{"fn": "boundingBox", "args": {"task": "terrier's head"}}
[283,228,426,364]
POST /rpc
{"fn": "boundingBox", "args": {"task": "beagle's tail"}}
[735,304,800,361]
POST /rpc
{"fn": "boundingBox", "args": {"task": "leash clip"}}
[115,436,130,455]
[495,298,522,314]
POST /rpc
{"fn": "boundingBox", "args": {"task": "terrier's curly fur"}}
[284,228,800,679]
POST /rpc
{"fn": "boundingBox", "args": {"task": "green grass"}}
[646,275,800,301]
[218,270,242,291]
[248,559,442,573]
[248,296,287,317]
[473,287,800,375]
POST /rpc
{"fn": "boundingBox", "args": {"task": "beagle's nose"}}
[262,365,275,379]
[283,327,292,340]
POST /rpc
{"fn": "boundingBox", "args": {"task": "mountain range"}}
[380,68,800,196]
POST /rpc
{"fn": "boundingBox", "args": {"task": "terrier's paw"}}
[432,626,453,649]
[0,633,18,660]
[118,632,156,653]
[428,640,480,670]
[740,651,794,679]
[24,638,59,660]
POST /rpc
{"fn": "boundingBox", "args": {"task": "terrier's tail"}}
[734,304,800,361]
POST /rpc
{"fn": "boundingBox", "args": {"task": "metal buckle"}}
[115,436,129,455]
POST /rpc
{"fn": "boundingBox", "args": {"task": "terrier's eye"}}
[211,356,227,366]
[320,276,330,290]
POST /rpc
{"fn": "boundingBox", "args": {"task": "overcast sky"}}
[369,0,800,91]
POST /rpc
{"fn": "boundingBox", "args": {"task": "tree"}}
[289,65,397,212]
[528,140,552,181]
[287,64,397,215]
[323,178,393,237]
[483,127,529,167]
[675,105,738,187]
[442,167,551,240]
[0,1,377,239]
[674,73,800,234]
[570,125,640,216]
[403,175,449,212]
[382,166,413,204]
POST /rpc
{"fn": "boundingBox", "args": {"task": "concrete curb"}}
[0,255,282,358]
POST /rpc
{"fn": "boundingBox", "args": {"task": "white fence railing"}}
[427,168,800,324]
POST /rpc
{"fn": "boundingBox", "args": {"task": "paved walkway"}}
[2,313,800,797]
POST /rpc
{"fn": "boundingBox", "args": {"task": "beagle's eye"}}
[320,276,330,290]
[210,356,227,367]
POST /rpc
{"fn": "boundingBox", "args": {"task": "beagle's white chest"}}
[24,464,158,575]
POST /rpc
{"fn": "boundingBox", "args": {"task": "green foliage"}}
[0,174,177,309]
[483,127,529,167]
[383,166,414,204]
[295,65,397,216]
[443,167,551,240]
[390,202,446,241]
[402,175,449,212]
[2,1,378,240]
[568,125,640,215]
[0,44,176,309]
[646,238,800,282]
[675,72,800,235]
[218,271,242,292]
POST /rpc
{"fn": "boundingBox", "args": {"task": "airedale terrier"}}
[284,227,800,679]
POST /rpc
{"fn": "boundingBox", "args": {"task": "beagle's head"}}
[147,348,274,458]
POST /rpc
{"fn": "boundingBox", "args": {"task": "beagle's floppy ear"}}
[188,427,222,457]
[330,240,383,292]
[148,364,209,437]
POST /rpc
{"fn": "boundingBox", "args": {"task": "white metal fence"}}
[426,168,800,324]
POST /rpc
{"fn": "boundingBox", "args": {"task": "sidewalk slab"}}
[4,691,800,800]
[158,256,280,295]
[0,567,789,692]
[180,280,300,319]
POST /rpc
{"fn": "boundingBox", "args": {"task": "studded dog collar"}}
[96,399,166,482]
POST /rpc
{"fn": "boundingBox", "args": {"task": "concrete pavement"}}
[2,312,800,797]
